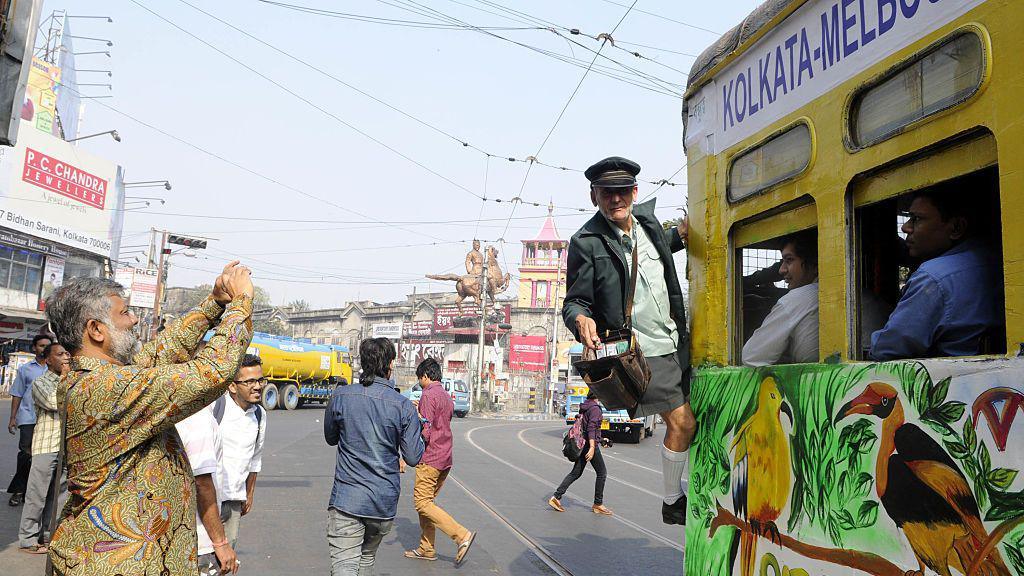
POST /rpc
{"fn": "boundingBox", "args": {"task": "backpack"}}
[561,407,587,462]
[212,395,264,450]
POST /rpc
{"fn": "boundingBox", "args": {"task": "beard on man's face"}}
[108,323,141,365]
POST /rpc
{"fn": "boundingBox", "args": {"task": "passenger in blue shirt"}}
[324,337,424,576]
[6,334,51,506]
[870,188,1003,360]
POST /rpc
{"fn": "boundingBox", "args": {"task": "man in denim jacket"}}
[324,338,424,575]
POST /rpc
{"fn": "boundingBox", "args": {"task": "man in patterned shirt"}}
[44,262,254,576]
[17,342,70,553]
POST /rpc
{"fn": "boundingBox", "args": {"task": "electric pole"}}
[548,253,563,414]
[151,230,168,337]
[476,250,489,405]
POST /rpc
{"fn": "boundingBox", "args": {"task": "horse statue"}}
[427,245,509,314]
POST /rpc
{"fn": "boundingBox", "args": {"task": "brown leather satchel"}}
[572,245,651,411]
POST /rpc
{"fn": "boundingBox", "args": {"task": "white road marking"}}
[464,423,684,551]
[516,427,662,499]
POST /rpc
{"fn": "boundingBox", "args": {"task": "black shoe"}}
[9,493,24,506]
[662,495,687,525]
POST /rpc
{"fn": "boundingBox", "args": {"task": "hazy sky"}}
[48,0,761,308]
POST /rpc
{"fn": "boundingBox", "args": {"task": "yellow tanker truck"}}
[245,332,352,410]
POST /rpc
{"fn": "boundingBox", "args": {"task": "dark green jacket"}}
[562,199,690,371]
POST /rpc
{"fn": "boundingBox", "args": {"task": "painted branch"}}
[967,515,1024,576]
[708,505,905,576]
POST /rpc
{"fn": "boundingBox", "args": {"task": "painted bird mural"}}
[836,382,1010,576]
[731,375,794,576]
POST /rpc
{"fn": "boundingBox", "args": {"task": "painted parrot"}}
[836,382,1010,576]
[731,375,794,576]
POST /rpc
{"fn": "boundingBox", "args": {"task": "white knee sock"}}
[661,444,688,505]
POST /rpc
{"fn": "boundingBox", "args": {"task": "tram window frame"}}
[848,29,987,149]
[731,207,818,365]
[727,121,813,203]
[853,168,1005,360]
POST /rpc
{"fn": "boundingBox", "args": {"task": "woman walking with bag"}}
[548,391,612,516]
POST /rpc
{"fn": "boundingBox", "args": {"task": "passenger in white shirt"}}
[175,406,238,575]
[742,231,819,366]
[218,354,267,549]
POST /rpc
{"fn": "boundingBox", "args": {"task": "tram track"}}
[463,423,684,551]
[449,472,576,576]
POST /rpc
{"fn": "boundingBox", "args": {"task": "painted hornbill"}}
[837,382,1009,576]
[731,376,794,576]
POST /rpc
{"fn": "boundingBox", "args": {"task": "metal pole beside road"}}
[476,251,489,404]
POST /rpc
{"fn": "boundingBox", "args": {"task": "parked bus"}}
[682,1,1024,574]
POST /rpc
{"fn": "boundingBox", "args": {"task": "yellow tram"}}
[682,1,1024,574]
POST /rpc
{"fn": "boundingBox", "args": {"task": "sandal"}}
[404,549,437,561]
[454,532,475,566]
[20,544,48,554]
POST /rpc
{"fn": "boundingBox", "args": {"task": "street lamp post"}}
[66,129,119,143]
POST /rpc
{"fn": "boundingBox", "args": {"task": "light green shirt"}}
[610,216,678,356]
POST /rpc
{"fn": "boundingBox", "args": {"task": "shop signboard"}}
[399,339,446,367]
[129,268,158,309]
[509,335,547,372]
[37,255,64,310]
[22,58,61,136]
[371,322,403,339]
[433,303,511,333]
[403,320,433,337]
[0,120,124,258]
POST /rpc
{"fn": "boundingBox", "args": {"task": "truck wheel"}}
[455,411,467,418]
[261,384,279,411]
[279,384,300,410]
[628,427,642,444]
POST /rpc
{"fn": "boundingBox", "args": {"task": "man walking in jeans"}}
[6,334,51,506]
[404,358,475,565]
[324,338,424,575]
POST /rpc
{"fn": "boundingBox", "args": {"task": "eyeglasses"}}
[233,378,267,386]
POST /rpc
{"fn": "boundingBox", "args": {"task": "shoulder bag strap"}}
[623,244,640,330]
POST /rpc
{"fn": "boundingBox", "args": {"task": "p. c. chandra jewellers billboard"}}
[0,120,124,258]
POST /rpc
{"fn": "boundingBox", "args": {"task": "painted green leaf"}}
[854,472,873,498]
[979,442,992,474]
[935,401,966,424]
[985,489,1024,522]
[838,470,849,501]
[963,417,977,452]
[923,418,949,436]
[787,487,804,533]
[944,440,971,459]
[917,376,932,413]
[987,468,1018,490]
[835,509,856,531]
[974,477,989,510]
[932,377,951,408]
[857,500,879,526]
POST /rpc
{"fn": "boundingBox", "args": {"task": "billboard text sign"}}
[0,120,122,257]
[509,335,547,372]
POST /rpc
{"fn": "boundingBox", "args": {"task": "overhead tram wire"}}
[640,164,687,202]
[368,0,683,97]
[592,0,723,36]
[255,0,544,30]
[56,82,445,243]
[500,0,640,243]
[388,0,685,96]
[128,0,484,208]
[450,0,687,92]
[176,0,681,210]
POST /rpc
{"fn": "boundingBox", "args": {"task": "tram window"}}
[851,32,984,147]
[855,168,1005,360]
[728,123,811,202]
[735,229,819,366]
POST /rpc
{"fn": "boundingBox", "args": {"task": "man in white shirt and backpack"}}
[215,353,267,549]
